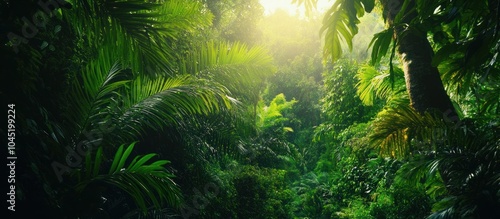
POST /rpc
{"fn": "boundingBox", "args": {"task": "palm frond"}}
[356,65,405,106]
[480,82,500,115]
[60,21,140,144]
[130,0,213,75]
[111,75,236,143]
[64,0,212,76]
[154,0,213,39]
[395,126,500,218]
[179,41,275,103]
[368,28,394,66]
[321,0,374,62]
[369,103,452,157]
[77,142,183,212]
[173,109,254,161]
[63,58,129,145]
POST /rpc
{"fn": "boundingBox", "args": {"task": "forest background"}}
[0,0,499,218]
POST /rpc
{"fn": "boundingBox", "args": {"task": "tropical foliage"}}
[1,0,498,218]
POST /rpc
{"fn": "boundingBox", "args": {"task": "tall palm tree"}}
[354,46,500,218]
[298,0,499,116]
[293,0,500,217]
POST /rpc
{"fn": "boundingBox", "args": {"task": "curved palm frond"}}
[128,0,213,75]
[179,40,275,104]
[368,27,394,66]
[64,0,212,76]
[373,100,500,217]
[60,1,233,145]
[64,63,237,153]
[111,75,236,143]
[60,22,144,144]
[321,0,374,62]
[174,109,255,161]
[154,0,213,39]
[77,142,183,212]
[369,103,454,158]
[480,82,500,115]
[63,56,130,145]
[394,126,500,218]
[356,65,405,106]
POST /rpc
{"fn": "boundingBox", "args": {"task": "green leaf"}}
[54,25,61,33]
[116,142,136,172]
[321,0,363,62]
[92,147,103,177]
[369,103,465,158]
[360,0,375,13]
[368,28,394,66]
[283,127,294,132]
[129,153,157,171]
[109,144,124,174]
[78,142,182,212]
[356,64,405,106]
[394,0,412,23]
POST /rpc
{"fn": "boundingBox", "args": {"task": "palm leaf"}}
[77,142,183,212]
[368,28,394,66]
[394,125,500,218]
[321,0,374,62]
[63,58,129,145]
[63,0,212,76]
[369,103,451,157]
[321,6,358,62]
[111,75,236,143]
[179,41,275,104]
[65,44,236,146]
[356,65,405,106]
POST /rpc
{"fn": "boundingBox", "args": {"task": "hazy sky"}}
[259,0,332,16]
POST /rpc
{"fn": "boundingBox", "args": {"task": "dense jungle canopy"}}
[1,0,499,218]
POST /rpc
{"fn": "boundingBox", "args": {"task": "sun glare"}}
[259,0,332,16]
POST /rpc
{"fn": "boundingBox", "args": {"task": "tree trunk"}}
[382,0,459,195]
[398,29,457,116]
[384,0,457,117]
